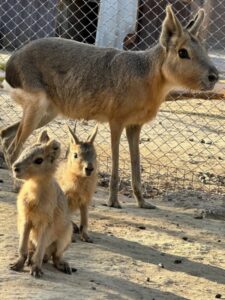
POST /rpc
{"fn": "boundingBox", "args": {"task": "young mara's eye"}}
[33,157,44,165]
[178,48,190,59]
[74,153,78,159]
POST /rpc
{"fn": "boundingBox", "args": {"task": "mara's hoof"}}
[138,201,156,209]
[80,233,93,243]
[10,258,25,272]
[54,261,72,275]
[108,199,122,209]
[71,267,77,273]
[30,265,43,278]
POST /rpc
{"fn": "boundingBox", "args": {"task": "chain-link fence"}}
[1,0,225,197]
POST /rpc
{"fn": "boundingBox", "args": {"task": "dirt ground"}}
[0,168,225,300]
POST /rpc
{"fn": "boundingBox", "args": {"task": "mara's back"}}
[6,38,153,123]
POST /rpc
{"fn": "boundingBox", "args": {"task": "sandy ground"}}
[0,168,225,300]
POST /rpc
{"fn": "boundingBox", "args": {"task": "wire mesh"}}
[0,0,225,196]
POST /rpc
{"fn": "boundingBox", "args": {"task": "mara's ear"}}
[37,130,50,144]
[46,139,61,162]
[186,9,205,36]
[87,124,98,143]
[160,5,183,48]
[67,125,80,144]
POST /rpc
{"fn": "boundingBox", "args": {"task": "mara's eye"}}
[74,153,78,159]
[33,157,43,165]
[178,48,190,59]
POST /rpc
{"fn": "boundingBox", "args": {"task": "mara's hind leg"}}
[1,110,57,169]
[108,122,123,208]
[6,91,57,165]
[52,223,75,274]
[7,110,43,164]
[42,242,57,264]
[0,122,20,168]
[126,125,156,209]
[27,242,57,265]
[1,121,20,149]
[1,112,57,150]
[79,204,93,243]
[27,240,35,266]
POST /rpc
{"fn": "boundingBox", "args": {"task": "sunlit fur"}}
[10,131,73,277]
[57,126,98,242]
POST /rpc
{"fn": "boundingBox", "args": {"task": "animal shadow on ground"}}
[90,231,225,285]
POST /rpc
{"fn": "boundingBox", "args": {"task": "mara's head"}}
[159,5,218,91]
[67,124,98,177]
[12,130,61,180]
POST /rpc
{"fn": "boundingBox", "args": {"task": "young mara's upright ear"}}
[87,124,98,143]
[160,5,183,49]
[46,139,61,162]
[186,9,205,36]
[67,125,80,144]
[37,130,50,144]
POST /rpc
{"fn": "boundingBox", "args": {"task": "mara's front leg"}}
[79,204,93,243]
[53,223,74,274]
[30,226,48,278]
[108,122,124,208]
[126,125,156,209]
[10,221,31,271]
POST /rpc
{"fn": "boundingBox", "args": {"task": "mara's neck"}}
[145,44,174,100]
[20,176,55,206]
[25,175,54,189]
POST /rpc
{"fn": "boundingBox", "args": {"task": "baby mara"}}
[57,125,98,243]
[10,131,75,278]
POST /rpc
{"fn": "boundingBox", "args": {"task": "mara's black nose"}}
[85,163,94,176]
[85,167,94,173]
[208,68,219,83]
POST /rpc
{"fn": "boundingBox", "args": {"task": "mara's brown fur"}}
[10,131,73,278]
[1,6,218,209]
[57,125,98,243]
